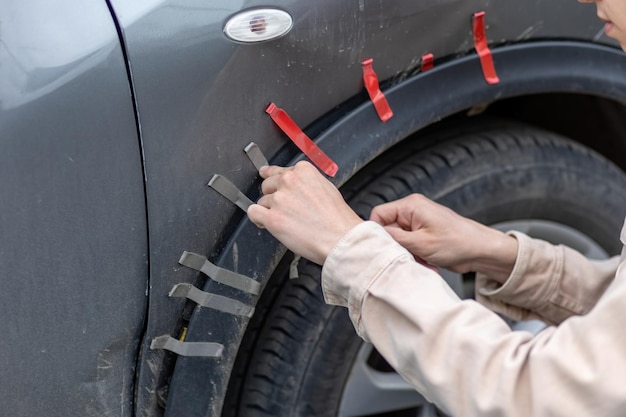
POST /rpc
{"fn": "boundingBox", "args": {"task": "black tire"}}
[222,120,626,417]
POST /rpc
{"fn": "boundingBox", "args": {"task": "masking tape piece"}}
[472,11,500,85]
[150,335,224,358]
[361,58,393,122]
[244,142,269,172]
[179,251,262,295]
[209,174,254,212]
[170,283,255,317]
[421,53,434,72]
[265,103,339,177]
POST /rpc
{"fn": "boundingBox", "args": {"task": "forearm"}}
[370,195,518,281]
[465,223,518,284]
[476,231,620,324]
[322,222,626,416]
[358,265,626,417]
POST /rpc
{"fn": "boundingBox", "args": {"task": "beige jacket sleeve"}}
[321,221,626,417]
[475,231,620,325]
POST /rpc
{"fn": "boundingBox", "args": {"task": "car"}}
[3,0,626,416]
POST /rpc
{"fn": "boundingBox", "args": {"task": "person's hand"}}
[247,161,363,265]
[370,194,517,280]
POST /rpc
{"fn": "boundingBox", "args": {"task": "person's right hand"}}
[247,162,362,266]
[370,194,518,281]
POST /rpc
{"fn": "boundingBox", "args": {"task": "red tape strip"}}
[361,58,393,122]
[421,53,434,72]
[472,11,500,85]
[265,103,338,177]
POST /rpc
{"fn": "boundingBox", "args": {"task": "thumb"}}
[383,225,417,247]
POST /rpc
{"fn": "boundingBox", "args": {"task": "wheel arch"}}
[163,40,626,417]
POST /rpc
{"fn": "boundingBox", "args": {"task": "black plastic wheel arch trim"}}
[164,41,626,417]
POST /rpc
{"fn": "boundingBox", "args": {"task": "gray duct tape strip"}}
[208,174,254,212]
[179,251,262,295]
[244,142,269,172]
[150,335,224,358]
[289,255,302,279]
[170,283,255,317]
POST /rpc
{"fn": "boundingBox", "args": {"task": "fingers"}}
[261,175,281,195]
[259,164,289,179]
[259,161,323,196]
[248,161,361,264]
[370,196,417,228]
[383,225,415,247]
[247,203,268,229]
[255,193,273,208]
[370,202,400,226]
[370,194,434,229]
[250,163,307,228]
[248,193,277,229]
[259,165,288,195]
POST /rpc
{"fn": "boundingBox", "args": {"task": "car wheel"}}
[222,120,626,416]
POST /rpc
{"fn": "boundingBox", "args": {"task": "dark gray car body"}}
[2,0,625,416]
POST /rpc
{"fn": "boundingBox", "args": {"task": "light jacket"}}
[321,220,626,416]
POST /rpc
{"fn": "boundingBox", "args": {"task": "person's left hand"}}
[247,161,363,265]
